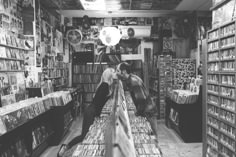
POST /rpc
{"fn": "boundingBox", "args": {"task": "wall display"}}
[206,18,236,156]
[53,30,63,53]
[172,59,196,90]
[163,37,173,52]
[158,55,172,119]
[72,63,109,104]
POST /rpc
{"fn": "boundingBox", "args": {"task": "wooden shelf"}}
[220,44,235,50]
[0,43,33,51]
[55,84,66,88]
[220,129,236,140]
[220,107,235,114]
[0,70,24,72]
[73,73,102,75]
[207,133,219,141]
[208,49,220,53]
[207,60,220,63]
[219,140,235,153]
[207,123,219,130]
[220,33,235,39]
[0,57,24,61]
[207,82,219,86]
[207,38,219,43]
[219,117,235,127]
[220,58,236,62]
[46,77,62,79]
[220,83,236,88]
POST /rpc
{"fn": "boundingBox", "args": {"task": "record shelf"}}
[205,19,236,157]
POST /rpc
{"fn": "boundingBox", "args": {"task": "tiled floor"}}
[157,120,202,157]
[40,117,202,157]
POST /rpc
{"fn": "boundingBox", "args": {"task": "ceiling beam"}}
[60,10,187,18]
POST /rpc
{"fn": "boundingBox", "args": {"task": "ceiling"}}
[60,0,183,10]
[42,0,211,18]
[175,0,211,11]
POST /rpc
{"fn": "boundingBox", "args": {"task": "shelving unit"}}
[72,62,109,107]
[0,88,83,157]
[158,55,172,119]
[165,87,202,143]
[206,19,236,157]
[0,35,29,107]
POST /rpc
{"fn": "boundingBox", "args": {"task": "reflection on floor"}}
[40,117,202,157]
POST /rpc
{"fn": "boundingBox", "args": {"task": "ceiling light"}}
[99,27,122,46]
[80,0,106,10]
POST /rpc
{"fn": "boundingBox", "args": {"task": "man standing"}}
[116,62,159,137]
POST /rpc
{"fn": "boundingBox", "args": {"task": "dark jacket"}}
[126,74,158,117]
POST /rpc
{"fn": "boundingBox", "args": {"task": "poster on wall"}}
[25,66,41,88]
[163,37,173,52]
[54,30,63,53]
[25,50,35,66]
[172,59,196,90]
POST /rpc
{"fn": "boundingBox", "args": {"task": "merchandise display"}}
[32,123,53,150]
[206,17,236,156]
[165,87,202,143]
[126,91,162,157]
[171,58,196,90]
[0,90,72,135]
[0,0,227,156]
[72,63,110,105]
[70,90,114,157]
[70,81,162,157]
[167,76,202,104]
[158,55,172,119]
[0,0,36,108]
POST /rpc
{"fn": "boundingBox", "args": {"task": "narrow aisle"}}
[40,116,84,157]
[157,120,202,157]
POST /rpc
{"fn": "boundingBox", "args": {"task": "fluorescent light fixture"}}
[80,0,106,10]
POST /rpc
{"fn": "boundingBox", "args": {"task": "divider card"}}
[120,100,126,111]
[117,107,129,138]
[115,120,136,157]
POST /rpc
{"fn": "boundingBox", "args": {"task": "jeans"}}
[68,104,96,148]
